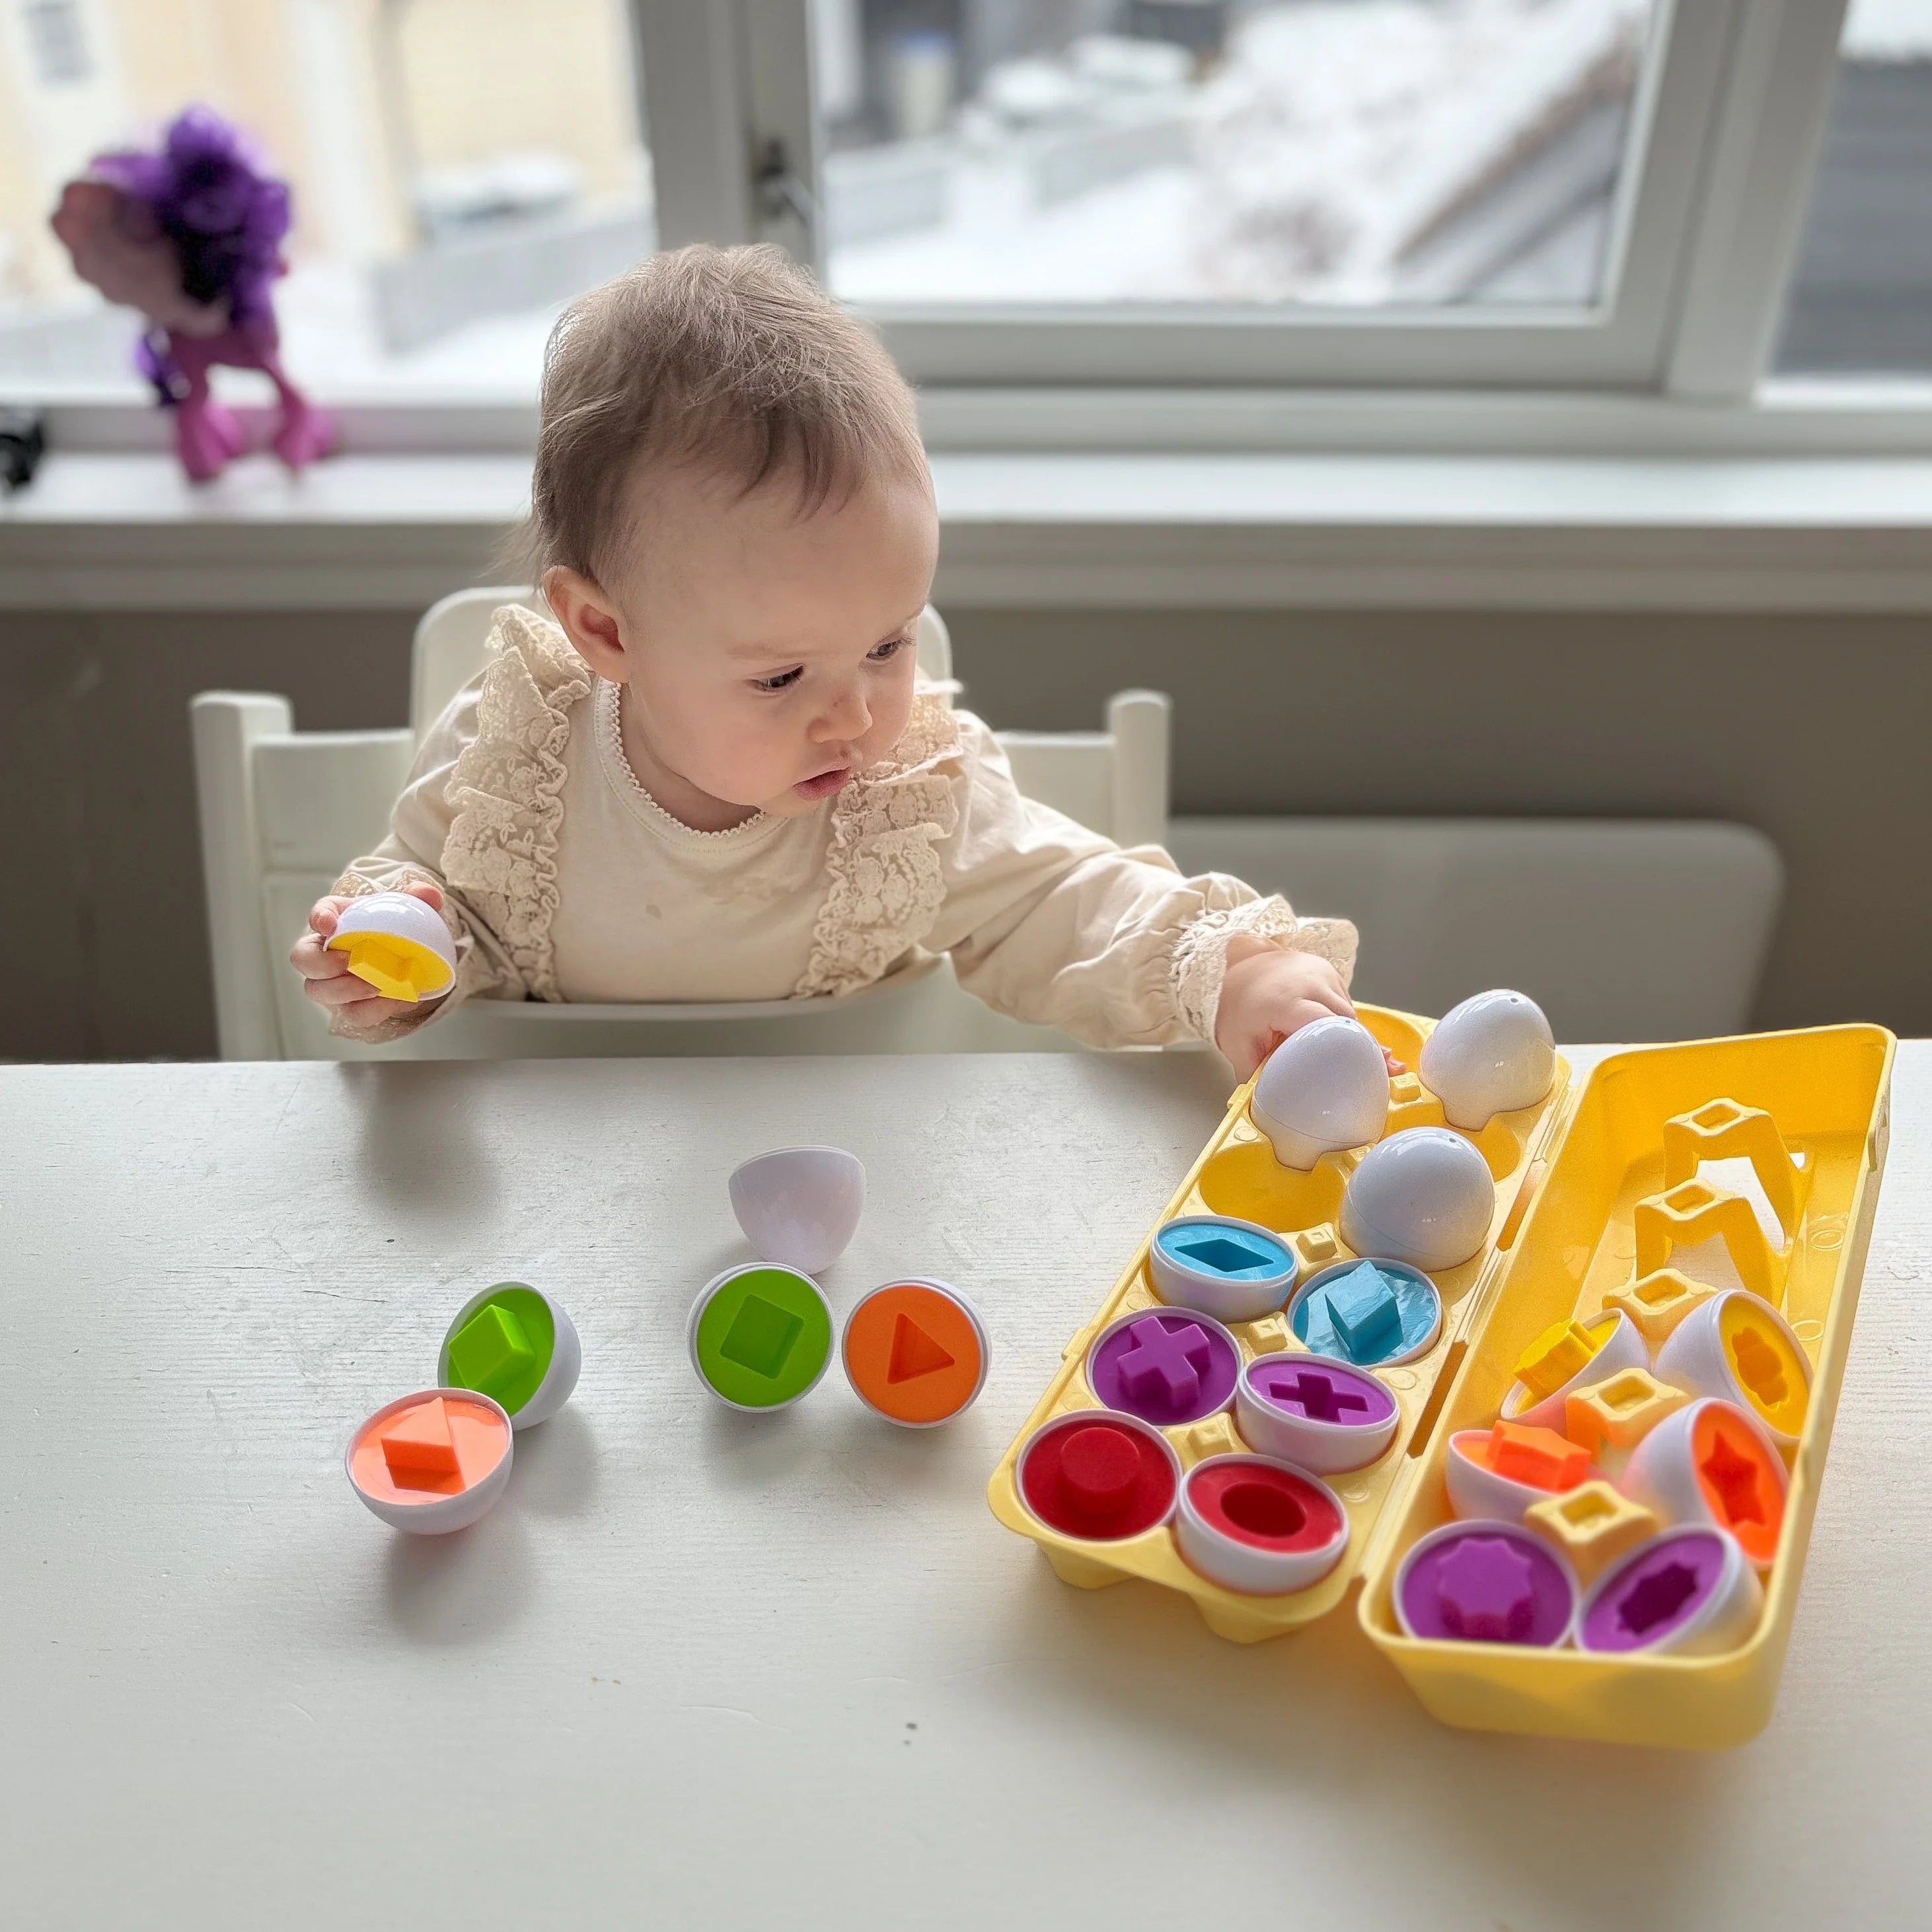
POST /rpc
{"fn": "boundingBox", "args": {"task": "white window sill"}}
[5,448,1932,611]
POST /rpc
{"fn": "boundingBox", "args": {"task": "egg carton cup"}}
[986,1003,1573,1645]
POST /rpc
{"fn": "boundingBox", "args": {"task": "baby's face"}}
[574,463,938,822]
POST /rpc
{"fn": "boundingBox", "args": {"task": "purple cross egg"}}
[1085,1307,1242,1428]
[1578,1526,1764,1658]
[1393,1520,1579,1649]
[1148,1214,1298,1322]
[1236,1350,1399,1473]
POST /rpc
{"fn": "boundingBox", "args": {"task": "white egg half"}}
[1419,989,1556,1131]
[728,1145,866,1275]
[1251,1015,1390,1170]
[1339,1127,1495,1273]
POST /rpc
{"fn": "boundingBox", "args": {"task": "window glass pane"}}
[0,0,650,398]
[817,0,1661,309]
[1775,1,1932,375]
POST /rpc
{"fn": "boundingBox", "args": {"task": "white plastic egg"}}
[1419,990,1556,1131]
[1339,1127,1495,1273]
[728,1145,866,1276]
[1251,1015,1390,1170]
[327,891,457,1002]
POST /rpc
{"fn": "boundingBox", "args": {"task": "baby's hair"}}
[518,242,926,585]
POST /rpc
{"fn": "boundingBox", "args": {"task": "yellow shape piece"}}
[1514,1316,1602,1403]
[1633,1179,1780,1306]
[1388,1072,1422,1104]
[1605,1267,1713,1349]
[1298,1225,1339,1264]
[1719,1296,1809,1438]
[1565,1367,1688,1460]
[1524,1479,1659,1588]
[1662,1098,1805,1245]
[327,930,453,1002]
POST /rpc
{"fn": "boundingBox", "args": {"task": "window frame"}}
[641,0,1851,399]
[9,0,1917,456]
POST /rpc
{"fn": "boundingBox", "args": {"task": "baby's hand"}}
[1214,941,1403,1082]
[290,884,449,1036]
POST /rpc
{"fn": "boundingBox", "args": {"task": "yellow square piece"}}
[1524,1480,1660,1587]
[1298,1225,1339,1264]
[1565,1367,1688,1460]
[1514,1317,1600,1402]
[1605,1268,1713,1349]
[328,932,450,1003]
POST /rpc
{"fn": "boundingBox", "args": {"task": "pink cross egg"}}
[1577,1526,1764,1656]
[1017,1411,1183,1542]
[1444,1421,1601,1525]
[1085,1307,1243,1427]
[1236,1351,1399,1473]
[1393,1520,1580,1647]
[346,1388,514,1535]
[1176,1455,1350,1596]
[1148,1214,1298,1323]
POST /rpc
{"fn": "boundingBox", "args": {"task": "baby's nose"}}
[816,684,872,740]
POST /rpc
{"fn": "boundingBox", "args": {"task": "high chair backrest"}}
[192,599,1171,1059]
[410,587,957,741]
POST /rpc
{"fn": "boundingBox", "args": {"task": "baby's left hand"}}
[1214,941,1403,1082]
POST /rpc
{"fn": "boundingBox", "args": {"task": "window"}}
[820,0,1660,312]
[0,1,1918,431]
[22,1,89,87]
[1775,0,1932,374]
[0,0,651,398]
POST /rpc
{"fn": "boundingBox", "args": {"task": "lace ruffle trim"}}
[439,605,593,1002]
[794,688,965,998]
[1170,895,1361,1046]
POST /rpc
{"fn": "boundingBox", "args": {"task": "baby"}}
[291,244,1362,1076]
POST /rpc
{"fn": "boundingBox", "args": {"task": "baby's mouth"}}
[793,765,852,801]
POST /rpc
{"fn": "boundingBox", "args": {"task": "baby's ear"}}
[543,566,628,679]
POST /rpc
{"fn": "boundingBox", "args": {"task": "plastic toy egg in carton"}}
[987,1004,1894,1748]
[986,996,1574,1645]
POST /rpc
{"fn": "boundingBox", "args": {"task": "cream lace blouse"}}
[330,607,1358,1048]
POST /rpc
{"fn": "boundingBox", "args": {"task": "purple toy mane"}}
[93,105,290,334]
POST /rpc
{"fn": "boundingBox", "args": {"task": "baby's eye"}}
[868,636,908,662]
[753,667,805,692]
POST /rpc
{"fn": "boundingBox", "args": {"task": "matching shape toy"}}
[728,1145,866,1276]
[346,1280,581,1535]
[329,1012,1886,1749]
[696,1148,988,1427]
[347,1145,982,1536]
[326,891,457,1004]
[987,994,1894,1748]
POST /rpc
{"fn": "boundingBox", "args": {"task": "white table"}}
[3,1049,1929,1928]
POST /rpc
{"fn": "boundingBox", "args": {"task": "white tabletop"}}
[3,1048,1929,1929]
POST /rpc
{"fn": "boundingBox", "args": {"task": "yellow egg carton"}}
[985,1006,1894,1749]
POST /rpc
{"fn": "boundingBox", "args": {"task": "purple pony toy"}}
[51,104,335,482]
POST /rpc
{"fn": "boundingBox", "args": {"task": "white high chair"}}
[192,589,1173,1060]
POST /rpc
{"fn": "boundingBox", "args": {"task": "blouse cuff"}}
[1170,896,1361,1048]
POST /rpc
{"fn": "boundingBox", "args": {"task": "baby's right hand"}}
[290,884,449,1035]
